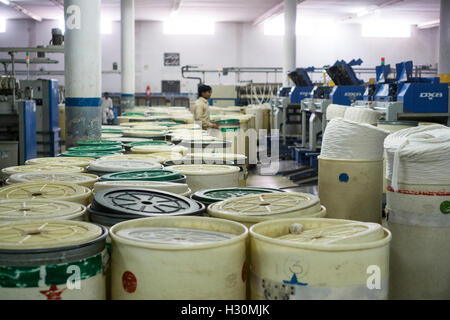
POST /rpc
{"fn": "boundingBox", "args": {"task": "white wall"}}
[0,18,439,95]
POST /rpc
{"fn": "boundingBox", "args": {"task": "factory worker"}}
[101,92,115,125]
[193,84,218,130]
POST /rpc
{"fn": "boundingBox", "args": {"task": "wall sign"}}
[164,53,180,66]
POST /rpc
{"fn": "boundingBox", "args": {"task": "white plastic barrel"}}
[0,220,108,300]
[250,218,391,300]
[167,165,240,193]
[0,199,87,222]
[0,182,93,205]
[25,157,95,169]
[93,181,191,197]
[207,192,327,228]
[2,164,85,180]
[7,172,100,189]
[318,157,383,223]
[109,216,247,299]
[87,160,163,176]
[99,154,166,164]
[386,180,450,299]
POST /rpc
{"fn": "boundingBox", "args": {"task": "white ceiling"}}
[0,0,441,25]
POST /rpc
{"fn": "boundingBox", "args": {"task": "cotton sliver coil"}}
[384,124,450,191]
[326,104,347,121]
[343,107,381,125]
[320,118,390,160]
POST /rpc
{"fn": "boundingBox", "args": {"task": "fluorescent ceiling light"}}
[362,22,411,38]
[418,20,440,29]
[163,18,215,35]
[0,0,10,5]
[0,18,5,33]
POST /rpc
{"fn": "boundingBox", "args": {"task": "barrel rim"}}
[249,217,392,251]
[318,156,384,163]
[110,216,248,251]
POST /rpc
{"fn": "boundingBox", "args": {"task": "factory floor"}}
[246,161,318,196]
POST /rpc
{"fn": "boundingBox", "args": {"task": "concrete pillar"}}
[64,0,102,147]
[283,0,297,87]
[439,0,450,82]
[121,0,135,112]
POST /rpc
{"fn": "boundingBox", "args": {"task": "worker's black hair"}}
[198,84,212,98]
[104,92,109,96]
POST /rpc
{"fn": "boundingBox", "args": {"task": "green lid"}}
[101,169,182,182]
[76,140,122,146]
[102,129,123,134]
[60,151,121,158]
[68,145,123,152]
[192,187,284,203]
[124,140,173,148]
[216,119,240,125]
[123,112,145,116]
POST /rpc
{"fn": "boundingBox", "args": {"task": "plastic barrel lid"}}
[151,152,184,161]
[101,134,123,139]
[92,188,203,217]
[276,220,386,245]
[0,182,91,202]
[216,119,240,125]
[0,199,86,221]
[100,169,181,182]
[61,151,122,158]
[186,153,247,162]
[0,220,102,250]
[122,112,145,116]
[7,172,99,185]
[25,157,95,167]
[123,130,167,138]
[192,187,285,203]
[2,164,85,176]
[88,160,163,173]
[76,139,122,146]
[103,137,150,143]
[102,129,123,134]
[167,164,240,175]
[93,180,190,195]
[124,140,173,148]
[99,154,166,163]
[131,145,183,154]
[209,192,320,217]
[115,227,236,245]
[68,145,123,152]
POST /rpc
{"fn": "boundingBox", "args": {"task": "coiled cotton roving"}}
[321,118,390,160]
[343,107,381,125]
[384,124,450,191]
[326,104,347,121]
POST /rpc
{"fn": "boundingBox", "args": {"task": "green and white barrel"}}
[249,218,391,300]
[61,151,122,158]
[100,170,187,184]
[216,119,240,132]
[76,140,122,147]
[68,145,123,153]
[0,200,87,223]
[0,220,109,300]
[93,181,191,197]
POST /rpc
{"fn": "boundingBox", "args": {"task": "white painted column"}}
[439,0,450,78]
[121,0,136,112]
[283,0,297,86]
[64,0,102,147]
